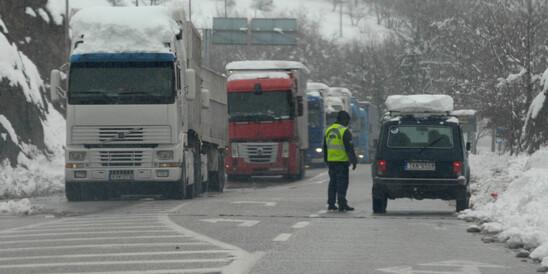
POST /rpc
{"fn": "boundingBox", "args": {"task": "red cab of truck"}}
[225,71,307,181]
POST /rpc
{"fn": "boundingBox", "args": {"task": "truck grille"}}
[90,150,153,167]
[72,126,171,144]
[239,143,278,164]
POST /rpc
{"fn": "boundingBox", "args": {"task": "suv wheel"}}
[373,196,387,213]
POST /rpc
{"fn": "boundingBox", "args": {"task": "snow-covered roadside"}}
[459,147,548,269]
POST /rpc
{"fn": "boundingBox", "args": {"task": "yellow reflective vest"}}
[325,123,349,162]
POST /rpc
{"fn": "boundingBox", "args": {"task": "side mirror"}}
[201,89,210,109]
[185,69,196,101]
[50,69,65,103]
[466,142,471,151]
[297,96,303,116]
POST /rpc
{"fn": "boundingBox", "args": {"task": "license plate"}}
[109,170,134,180]
[405,161,435,171]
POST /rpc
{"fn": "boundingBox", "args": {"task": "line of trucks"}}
[49,5,379,201]
[305,84,379,167]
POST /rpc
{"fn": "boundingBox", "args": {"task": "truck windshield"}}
[228,90,293,122]
[308,102,322,128]
[68,62,175,105]
[387,125,454,149]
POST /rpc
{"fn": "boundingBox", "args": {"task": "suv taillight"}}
[453,161,463,177]
[377,160,387,175]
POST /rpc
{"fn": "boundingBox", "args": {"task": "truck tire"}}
[185,182,195,199]
[208,156,225,192]
[65,182,82,201]
[372,196,387,213]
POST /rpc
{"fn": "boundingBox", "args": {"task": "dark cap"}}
[335,111,351,126]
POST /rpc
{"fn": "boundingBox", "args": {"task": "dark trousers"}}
[327,162,349,206]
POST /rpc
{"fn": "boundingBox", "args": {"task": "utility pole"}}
[339,0,343,37]
[189,0,192,22]
[65,0,70,54]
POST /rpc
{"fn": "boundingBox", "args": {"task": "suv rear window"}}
[387,125,454,148]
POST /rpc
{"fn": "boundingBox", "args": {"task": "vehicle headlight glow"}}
[69,151,87,161]
[231,143,239,158]
[156,150,174,160]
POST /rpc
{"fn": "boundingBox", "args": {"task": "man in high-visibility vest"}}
[323,111,358,212]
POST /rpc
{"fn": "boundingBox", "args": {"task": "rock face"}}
[0,1,67,168]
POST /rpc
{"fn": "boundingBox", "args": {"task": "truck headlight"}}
[69,151,87,161]
[156,150,174,160]
[282,142,290,158]
[231,143,239,158]
[315,147,323,153]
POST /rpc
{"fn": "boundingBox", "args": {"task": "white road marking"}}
[60,268,223,274]
[0,229,174,239]
[0,259,231,269]
[309,214,319,218]
[0,234,192,245]
[232,201,277,206]
[378,259,507,273]
[0,242,210,252]
[292,221,309,229]
[200,218,260,227]
[273,233,292,242]
[0,250,231,261]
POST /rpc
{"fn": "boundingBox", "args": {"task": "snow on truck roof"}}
[227,72,290,82]
[70,6,179,54]
[307,82,329,90]
[385,94,454,113]
[327,87,352,97]
[226,60,310,74]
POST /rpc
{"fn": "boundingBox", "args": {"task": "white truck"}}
[50,6,227,200]
[325,87,352,125]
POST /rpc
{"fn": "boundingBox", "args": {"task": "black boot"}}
[328,204,338,211]
[339,205,354,212]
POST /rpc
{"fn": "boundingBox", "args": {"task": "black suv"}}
[371,113,471,213]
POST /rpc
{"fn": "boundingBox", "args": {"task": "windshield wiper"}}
[75,89,117,103]
[419,137,442,153]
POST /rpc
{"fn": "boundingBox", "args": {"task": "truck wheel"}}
[372,196,387,213]
[65,182,82,201]
[185,182,195,199]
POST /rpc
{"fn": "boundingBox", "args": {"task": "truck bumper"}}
[372,176,467,200]
[65,166,182,182]
[226,159,296,176]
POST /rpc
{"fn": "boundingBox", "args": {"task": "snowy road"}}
[0,166,544,273]
[0,201,256,274]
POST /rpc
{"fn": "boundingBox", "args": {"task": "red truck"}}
[224,61,309,181]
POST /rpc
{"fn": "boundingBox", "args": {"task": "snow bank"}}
[0,32,45,107]
[226,60,310,74]
[385,94,453,113]
[459,148,548,266]
[0,27,65,201]
[0,198,33,215]
[70,6,178,54]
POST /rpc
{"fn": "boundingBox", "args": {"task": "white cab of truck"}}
[50,6,227,201]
